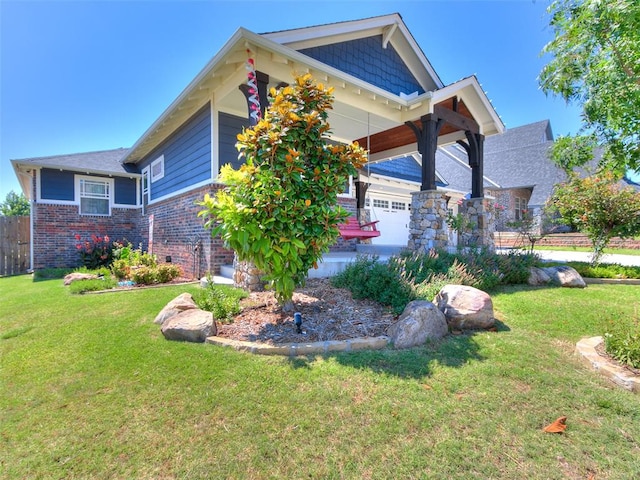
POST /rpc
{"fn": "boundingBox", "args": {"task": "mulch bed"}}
[215,278,397,345]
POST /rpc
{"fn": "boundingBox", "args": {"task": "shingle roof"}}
[377,119,567,206]
[13,148,136,176]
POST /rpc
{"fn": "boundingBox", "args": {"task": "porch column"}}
[405,115,444,191]
[408,190,449,252]
[458,197,496,251]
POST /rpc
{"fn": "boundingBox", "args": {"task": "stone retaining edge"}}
[583,278,640,285]
[206,335,390,356]
[575,336,639,393]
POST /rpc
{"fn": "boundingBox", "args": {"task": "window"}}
[373,199,389,209]
[150,155,164,182]
[391,201,406,211]
[515,197,528,220]
[78,177,111,216]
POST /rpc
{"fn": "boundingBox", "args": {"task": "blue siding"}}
[219,112,249,171]
[114,177,137,205]
[299,36,424,96]
[141,104,212,200]
[368,157,422,183]
[41,168,74,201]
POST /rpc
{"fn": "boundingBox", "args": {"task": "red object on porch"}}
[338,216,381,240]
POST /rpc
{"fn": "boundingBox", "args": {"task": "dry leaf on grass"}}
[543,416,568,433]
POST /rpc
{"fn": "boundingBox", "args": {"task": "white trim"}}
[75,174,113,217]
[150,155,165,182]
[211,104,220,183]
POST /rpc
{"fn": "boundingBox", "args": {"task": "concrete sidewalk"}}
[503,249,640,267]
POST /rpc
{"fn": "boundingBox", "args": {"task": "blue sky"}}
[1,0,590,200]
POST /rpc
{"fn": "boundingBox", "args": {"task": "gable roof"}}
[262,13,443,93]
[12,148,134,174]
[120,14,503,165]
[11,148,137,198]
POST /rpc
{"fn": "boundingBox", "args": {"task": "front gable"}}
[298,35,425,97]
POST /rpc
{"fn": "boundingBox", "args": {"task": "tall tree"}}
[198,74,366,306]
[539,0,640,174]
[0,191,30,216]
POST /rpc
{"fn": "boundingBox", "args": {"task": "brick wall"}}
[33,203,144,270]
[145,184,234,278]
[496,232,640,250]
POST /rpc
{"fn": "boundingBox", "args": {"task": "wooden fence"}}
[0,216,30,276]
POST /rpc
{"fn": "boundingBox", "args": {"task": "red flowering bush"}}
[74,234,113,269]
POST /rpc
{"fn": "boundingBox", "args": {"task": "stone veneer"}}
[458,197,496,250]
[408,190,449,252]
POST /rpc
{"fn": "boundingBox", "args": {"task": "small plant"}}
[74,234,113,269]
[331,256,415,315]
[194,278,247,322]
[604,314,640,369]
[68,276,118,294]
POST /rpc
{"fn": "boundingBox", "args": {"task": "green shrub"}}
[604,315,640,369]
[68,277,117,294]
[130,266,157,285]
[110,259,130,280]
[332,250,537,314]
[155,264,182,284]
[331,256,415,315]
[566,262,640,279]
[194,280,247,322]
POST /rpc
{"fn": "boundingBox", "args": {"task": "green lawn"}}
[1,275,639,479]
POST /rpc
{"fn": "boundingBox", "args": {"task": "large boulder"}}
[387,300,448,349]
[434,285,495,330]
[161,309,216,342]
[528,266,586,288]
[528,267,551,286]
[154,293,198,325]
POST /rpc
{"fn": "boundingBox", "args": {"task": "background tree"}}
[0,191,30,216]
[198,74,366,307]
[539,0,640,174]
[547,172,640,264]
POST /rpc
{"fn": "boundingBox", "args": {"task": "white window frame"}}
[75,175,113,216]
[150,155,165,182]
[515,197,528,221]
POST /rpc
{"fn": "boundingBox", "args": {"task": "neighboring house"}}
[12,13,504,275]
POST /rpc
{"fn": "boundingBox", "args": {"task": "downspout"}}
[29,198,34,273]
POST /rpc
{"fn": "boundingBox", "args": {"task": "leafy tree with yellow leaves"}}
[198,74,367,306]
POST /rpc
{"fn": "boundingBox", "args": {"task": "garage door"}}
[368,197,411,246]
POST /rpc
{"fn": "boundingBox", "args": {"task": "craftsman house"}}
[12,13,504,276]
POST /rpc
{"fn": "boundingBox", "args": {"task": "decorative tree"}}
[198,74,367,306]
[547,172,640,264]
[0,191,30,216]
[539,0,640,174]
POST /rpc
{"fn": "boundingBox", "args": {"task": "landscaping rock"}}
[528,266,586,287]
[542,266,586,288]
[528,267,552,286]
[154,293,198,325]
[161,309,215,342]
[387,300,448,349]
[63,272,98,286]
[434,284,495,330]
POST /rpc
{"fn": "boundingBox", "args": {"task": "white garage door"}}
[368,197,411,246]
